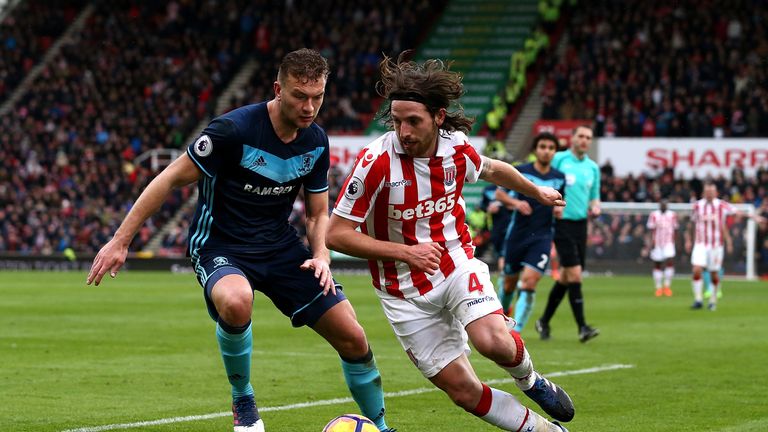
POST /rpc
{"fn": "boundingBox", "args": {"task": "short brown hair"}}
[277,48,330,84]
[375,51,474,134]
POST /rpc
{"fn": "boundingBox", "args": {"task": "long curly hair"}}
[375,51,474,134]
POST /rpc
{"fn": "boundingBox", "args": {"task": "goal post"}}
[593,202,757,280]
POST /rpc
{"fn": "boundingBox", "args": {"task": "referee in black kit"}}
[535,126,601,343]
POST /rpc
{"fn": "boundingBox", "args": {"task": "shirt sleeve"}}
[590,162,601,201]
[303,132,330,193]
[647,212,656,229]
[332,144,387,223]
[462,141,484,183]
[186,117,240,178]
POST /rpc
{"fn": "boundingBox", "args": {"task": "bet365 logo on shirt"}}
[388,194,457,220]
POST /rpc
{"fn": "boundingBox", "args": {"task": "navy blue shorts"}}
[192,243,346,328]
[503,235,553,275]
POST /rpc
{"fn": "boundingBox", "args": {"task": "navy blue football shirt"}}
[185,102,329,258]
[503,162,566,239]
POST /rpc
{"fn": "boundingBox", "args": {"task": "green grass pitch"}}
[1,270,766,431]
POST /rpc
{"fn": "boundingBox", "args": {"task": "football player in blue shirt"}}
[87,49,393,432]
[495,133,565,335]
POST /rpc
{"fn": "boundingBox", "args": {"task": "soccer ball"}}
[322,414,378,432]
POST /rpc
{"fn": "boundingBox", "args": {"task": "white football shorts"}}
[691,244,724,272]
[650,244,676,262]
[377,258,503,378]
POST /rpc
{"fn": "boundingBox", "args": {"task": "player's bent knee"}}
[336,326,369,358]
[214,289,253,323]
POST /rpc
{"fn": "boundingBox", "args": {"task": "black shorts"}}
[554,219,588,269]
[192,242,346,328]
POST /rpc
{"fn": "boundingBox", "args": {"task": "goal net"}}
[588,202,758,280]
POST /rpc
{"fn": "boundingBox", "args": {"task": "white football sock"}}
[663,266,674,287]
[653,269,663,289]
[692,278,704,302]
[709,283,719,305]
[473,384,561,431]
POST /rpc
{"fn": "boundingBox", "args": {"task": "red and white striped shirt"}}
[333,131,484,299]
[691,198,736,247]
[646,209,677,248]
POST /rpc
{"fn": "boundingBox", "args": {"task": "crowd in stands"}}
[0,0,86,103]
[1,0,443,256]
[540,0,768,138]
[1,0,255,254]
[2,0,767,276]
[224,0,444,133]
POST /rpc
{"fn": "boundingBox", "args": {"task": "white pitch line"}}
[60,363,634,432]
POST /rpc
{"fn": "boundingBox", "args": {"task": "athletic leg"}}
[466,313,575,423]
[209,272,262,432]
[313,300,389,431]
[653,261,663,296]
[513,266,542,333]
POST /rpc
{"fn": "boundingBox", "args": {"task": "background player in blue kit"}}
[480,182,512,294]
[495,133,565,335]
[87,49,393,432]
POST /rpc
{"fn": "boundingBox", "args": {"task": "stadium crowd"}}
[0,0,86,102]
[1,0,767,277]
[0,0,443,256]
[1,0,256,255]
[539,0,768,138]
[223,0,443,133]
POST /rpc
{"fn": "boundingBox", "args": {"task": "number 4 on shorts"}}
[468,273,484,293]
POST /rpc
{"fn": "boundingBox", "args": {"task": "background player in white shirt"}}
[646,200,678,296]
[684,182,737,311]
[328,53,572,432]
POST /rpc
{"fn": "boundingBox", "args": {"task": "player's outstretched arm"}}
[86,154,202,286]
[326,214,443,274]
[493,187,532,215]
[480,157,565,207]
[302,191,335,294]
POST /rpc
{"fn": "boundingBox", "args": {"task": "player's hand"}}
[300,258,335,295]
[404,242,444,275]
[535,186,565,207]
[487,201,502,214]
[516,201,533,215]
[86,239,128,286]
[684,240,692,254]
[590,204,602,217]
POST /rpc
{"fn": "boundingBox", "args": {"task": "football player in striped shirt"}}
[685,182,736,311]
[328,53,572,432]
[646,200,678,297]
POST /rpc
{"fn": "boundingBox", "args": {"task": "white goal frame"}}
[600,201,757,280]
